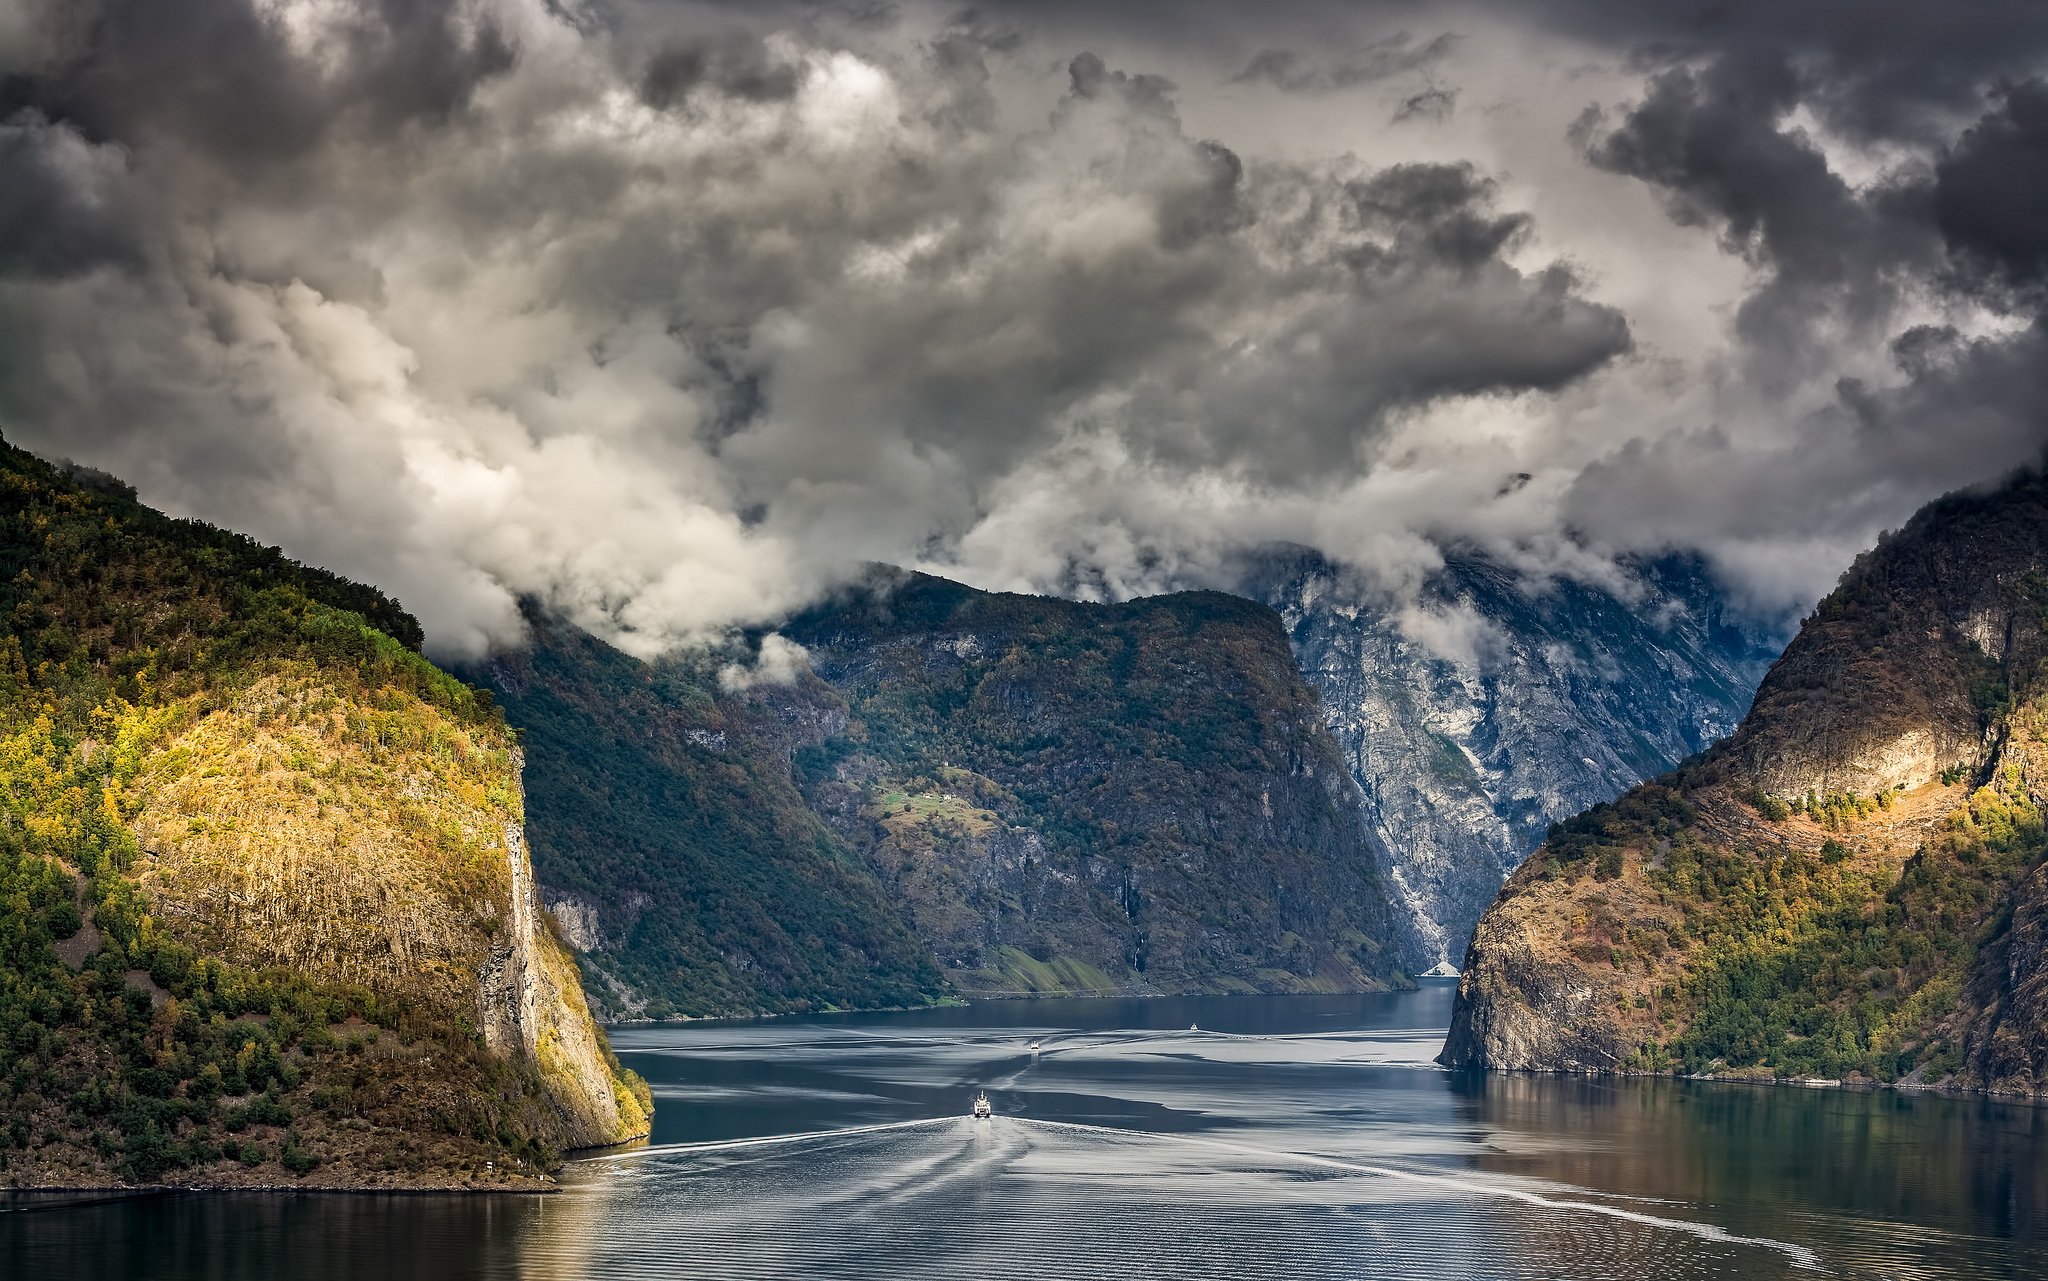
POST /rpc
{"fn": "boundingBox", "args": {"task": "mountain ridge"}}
[781,568,1418,996]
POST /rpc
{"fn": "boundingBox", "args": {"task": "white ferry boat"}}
[973,1092,993,1119]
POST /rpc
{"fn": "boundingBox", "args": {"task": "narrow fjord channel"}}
[10,985,2045,1279]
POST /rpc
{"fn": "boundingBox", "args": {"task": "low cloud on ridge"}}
[0,0,2042,660]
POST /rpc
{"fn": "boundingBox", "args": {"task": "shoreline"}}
[600,979,1450,1028]
[1,1181,562,1199]
[1448,1063,2048,1105]
[2,1139,648,1197]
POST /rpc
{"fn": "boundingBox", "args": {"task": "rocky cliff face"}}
[1444,469,2048,1095]
[781,571,1415,996]
[1727,483,2048,799]
[475,777,649,1150]
[1238,546,1779,969]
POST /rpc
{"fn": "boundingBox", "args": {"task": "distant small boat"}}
[973,1092,992,1119]
[1189,1023,1199,1031]
[1029,1040,1040,1053]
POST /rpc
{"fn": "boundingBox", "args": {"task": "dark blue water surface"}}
[9,983,2045,1278]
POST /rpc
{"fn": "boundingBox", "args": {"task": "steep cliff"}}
[0,443,646,1189]
[464,612,944,1020]
[1444,469,2048,1095]
[781,570,1414,995]
[1240,546,1778,968]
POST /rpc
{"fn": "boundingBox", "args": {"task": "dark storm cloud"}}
[2,0,514,170]
[0,114,150,278]
[639,32,803,109]
[1579,54,1941,386]
[1541,2,2048,605]
[1934,79,2048,296]
[0,1,1643,654]
[1231,32,1457,95]
[0,0,2041,652]
[1506,0,2048,142]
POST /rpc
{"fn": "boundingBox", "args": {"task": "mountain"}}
[780,570,1415,996]
[1239,546,1780,969]
[1442,470,2048,1095]
[0,442,647,1189]
[474,570,1415,1014]
[464,611,946,1021]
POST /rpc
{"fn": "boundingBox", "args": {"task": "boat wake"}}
[580,1113,1823,1274]
[1017,1118,1824,1272]
[581,1116,956,1161]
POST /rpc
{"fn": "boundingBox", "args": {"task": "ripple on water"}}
[531,1119,1819,1281]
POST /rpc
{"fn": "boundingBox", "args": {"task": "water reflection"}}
[9,987,2044,1279]
[2,1189,543,1281]
[1455,1071,2048,1269]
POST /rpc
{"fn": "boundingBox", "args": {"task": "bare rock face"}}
[478,805,649,1149]
[1437,908,1632,1073]
[543,889,609,953]
[1949,862,2048,1094]
[1238,546,1778,970]
[1728,482,2048,800]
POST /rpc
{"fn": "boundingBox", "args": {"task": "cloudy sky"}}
[2,0,2043,658]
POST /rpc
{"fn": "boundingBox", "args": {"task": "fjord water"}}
[9,985,2044,1279]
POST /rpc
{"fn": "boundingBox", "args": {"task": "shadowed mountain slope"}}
[475,571,1416,1014]
[465,612,946,1020]
[780,570,1415,996]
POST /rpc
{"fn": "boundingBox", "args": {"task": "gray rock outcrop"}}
[1238,546,1779,969]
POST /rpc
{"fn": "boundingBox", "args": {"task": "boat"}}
[973,1092,993,1119]
[1029,1040,1040,1053]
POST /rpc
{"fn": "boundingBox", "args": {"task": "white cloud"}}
[718,633,811,692]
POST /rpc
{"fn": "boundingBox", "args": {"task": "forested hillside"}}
[782,570,1414,996]
[466,613,946,1019]
[0,441,646,1188]
[1444,470,2048,1094]
[475,570,1414,1015]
